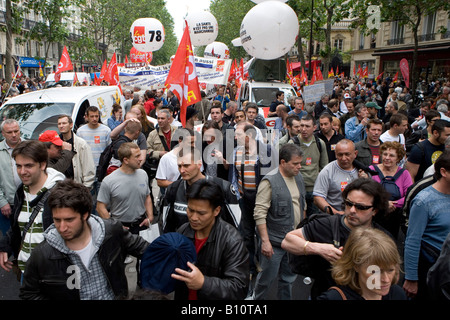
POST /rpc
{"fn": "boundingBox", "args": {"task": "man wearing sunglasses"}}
[282,178,391,299]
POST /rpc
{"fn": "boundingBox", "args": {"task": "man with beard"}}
[316,113,344,162]
[19,179,149,300]
[57,115,96,189]
[0,140,65,276]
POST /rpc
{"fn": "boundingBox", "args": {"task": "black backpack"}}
[372,165,405,201]
[96,141,115,182]
[288,213,340,278]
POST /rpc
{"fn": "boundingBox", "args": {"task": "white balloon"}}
[130,18,165,52]
[240,1,298,60]
[204,42,230,59]
[184,10,219,46]
[231,37,242,47]
[250,0,287,3]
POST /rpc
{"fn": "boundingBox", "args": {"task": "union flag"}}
[392,71,399,82]
[98,59,107,85]
[164,21,201,127]
[55,46,73,82]
[104,53,119,85]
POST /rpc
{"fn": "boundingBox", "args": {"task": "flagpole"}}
[2,66,20,104]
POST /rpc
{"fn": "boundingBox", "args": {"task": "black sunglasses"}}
[344,199,373,211]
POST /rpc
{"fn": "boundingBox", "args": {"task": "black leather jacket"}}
[19,218,149,300]
[175,218,250,300]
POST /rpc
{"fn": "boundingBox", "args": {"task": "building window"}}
[420,12,436,41]
[334,38,343,51]
[359,32,365,49]
[388,21,404,45]
[370,33,376,49]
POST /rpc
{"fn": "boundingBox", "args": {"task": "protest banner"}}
[118,57,232,91]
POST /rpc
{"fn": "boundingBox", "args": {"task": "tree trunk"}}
[298,36,306,68]
[323,5,333,79]
[411,8,421,102]
[5,0,13,84]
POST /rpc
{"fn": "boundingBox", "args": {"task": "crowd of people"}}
[0,73,449,302]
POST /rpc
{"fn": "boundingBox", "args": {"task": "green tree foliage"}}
[209,0,255,60]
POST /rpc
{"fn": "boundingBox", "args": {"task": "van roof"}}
[244,81,296,89]
[2,86,122,105]
[45,72,90,81]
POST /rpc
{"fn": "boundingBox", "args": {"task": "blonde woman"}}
[317,227,406,300]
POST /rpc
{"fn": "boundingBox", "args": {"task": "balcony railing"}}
[418,33,435,41]
[387,38,404,45]
[442,31,450,39]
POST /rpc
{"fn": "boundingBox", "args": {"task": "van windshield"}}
[0,102,74,140]
[45,80,74,88]
[252,87,297,107]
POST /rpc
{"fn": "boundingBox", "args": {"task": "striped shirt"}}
[17,188,46,272]
[234,148,258,194]
[76,124,111,167]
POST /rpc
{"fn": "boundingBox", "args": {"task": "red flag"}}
[300,68,308,86]
[353,65,356,78]
[73,72,79,85]
[104,53,119,85]
[328,68,334,78]
[336,66,339,76]
[310,68,317,85]
[375,72,384,81]
[228,59,236,82]
[392,71,399,82]
[363,66,369,78]
[316,66,323,81]
[356,65,362,79]
[235,58,244,88]
[286,59,293,83]
[54,46,73,82]
[94,73,99,85]
[98,59,107,84]
[125,55,129,64]
[164,21,202,128]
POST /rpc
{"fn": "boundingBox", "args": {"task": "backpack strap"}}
[331,214,341,249]
[392,167,406,181]
[314,134,322,154]
[21,190,51,239]
[158,132,170,151]
[329,286,347,300]
[372,164,385,180]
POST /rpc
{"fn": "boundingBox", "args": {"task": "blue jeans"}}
[0,212,10,237]
[253,245,298,300]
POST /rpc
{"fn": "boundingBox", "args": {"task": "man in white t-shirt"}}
[155,128,200,192]
[380,113,408,167]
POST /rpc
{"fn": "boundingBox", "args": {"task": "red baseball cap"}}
[39,130,63,146]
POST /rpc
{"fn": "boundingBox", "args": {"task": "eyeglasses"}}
[344,199,373,211]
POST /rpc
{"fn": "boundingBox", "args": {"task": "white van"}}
[238,80,298,116]
[45,72,91,88]
[0,86,123,140]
